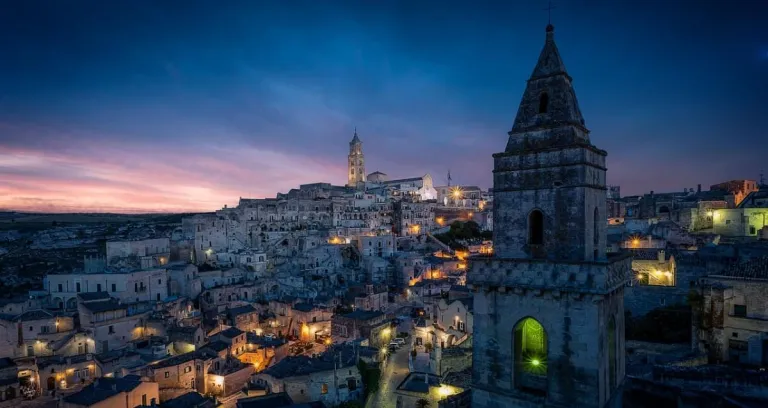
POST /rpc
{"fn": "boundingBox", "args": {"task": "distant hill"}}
[0,212,207,228]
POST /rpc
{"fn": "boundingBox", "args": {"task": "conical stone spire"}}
[506,25,589,153]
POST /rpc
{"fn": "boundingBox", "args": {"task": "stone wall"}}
[470,280,625,408]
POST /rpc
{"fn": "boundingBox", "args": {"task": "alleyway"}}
[365,343,411,408]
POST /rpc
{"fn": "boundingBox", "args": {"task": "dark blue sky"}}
[0,0,766,212]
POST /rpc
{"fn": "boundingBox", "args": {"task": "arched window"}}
[608,316,617,390]
[528,210,544,246]
[351,169,355,175]
[514,317,547,394]
[539,93,549,114]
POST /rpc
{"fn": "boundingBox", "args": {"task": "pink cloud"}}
[0,126,347,213]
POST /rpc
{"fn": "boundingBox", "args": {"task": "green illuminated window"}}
[515,317,547,376]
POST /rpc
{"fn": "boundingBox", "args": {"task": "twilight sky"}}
[1,0,766,213]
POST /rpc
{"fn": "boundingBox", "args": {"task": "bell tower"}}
[347,128,365,188]
[468,24,631,408]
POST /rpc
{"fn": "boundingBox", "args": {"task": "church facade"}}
[467,24,632,408]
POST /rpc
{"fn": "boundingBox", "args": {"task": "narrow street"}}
[365,343,411,408]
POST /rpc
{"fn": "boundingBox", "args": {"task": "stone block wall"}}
[471,282,624,408]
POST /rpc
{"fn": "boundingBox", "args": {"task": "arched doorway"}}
[514,317,547,395]
[47,376,55,391]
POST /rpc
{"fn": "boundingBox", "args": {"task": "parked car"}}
[389,341,401,349]
[388,343,399,352]
[393,338,406,346]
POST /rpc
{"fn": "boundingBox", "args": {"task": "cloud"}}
[0,124,345,213]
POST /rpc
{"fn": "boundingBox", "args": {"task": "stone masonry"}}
[468,24,631,408]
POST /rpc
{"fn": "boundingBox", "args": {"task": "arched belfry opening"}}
[528,210,544,246]
[514,317,548,395]
[538,92,549,114]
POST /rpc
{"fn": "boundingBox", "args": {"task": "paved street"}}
[365,343,411,408]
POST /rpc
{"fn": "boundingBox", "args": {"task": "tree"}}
[416,398,431,408]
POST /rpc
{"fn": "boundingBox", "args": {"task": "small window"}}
[164,372,169,378]
[734,304,747,317]
[750,226,756,235]
[97,284,102,292]
[529,210,544,246]
[111,284,116,292]
[732,332,739,338]
[538,92,549,114]
[321,383,328,394]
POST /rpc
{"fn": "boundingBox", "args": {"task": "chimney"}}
[650,191,654,196]
[697,184,702,194]
[658,250,665,263]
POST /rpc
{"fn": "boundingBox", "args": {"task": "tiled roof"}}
[227,305,257,317]
[218,327,244,339]
[629,249,667,261]
[261,345,357,379]
[81,299,126,313]
[715,257,768,279]
[160,392,215,408]
[62,375,143,406]
[13,309,54,322]
[292,303,316,313]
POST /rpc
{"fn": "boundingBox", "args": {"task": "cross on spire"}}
[544,1,556,25]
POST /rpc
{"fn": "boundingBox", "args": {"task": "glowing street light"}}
[531,359,541,367]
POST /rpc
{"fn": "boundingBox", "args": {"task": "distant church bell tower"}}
[347,128,365,188]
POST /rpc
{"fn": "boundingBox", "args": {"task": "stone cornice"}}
[492,160,607,173]
[494,142,607,158]
[467,254,631,295]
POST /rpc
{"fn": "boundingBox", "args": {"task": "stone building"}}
[61,375,159,408]
[331,310,389,345]
[106,238,170,268]
[712,189,768,238]
[252,345,362,406]
[467,24,631,408]
[694,257,768,365]
[45,267,170,310]
[393,199,437,237]
[347,129,365,187]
